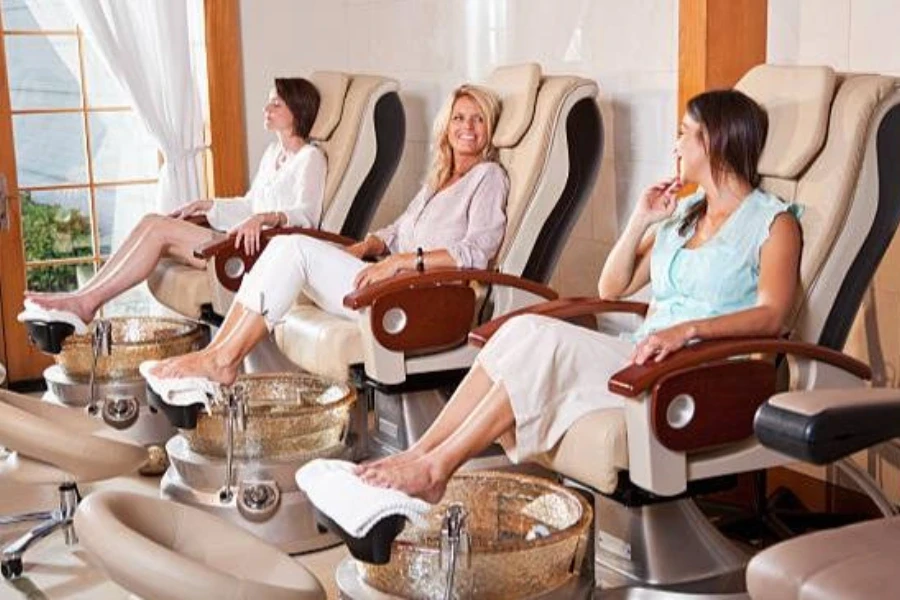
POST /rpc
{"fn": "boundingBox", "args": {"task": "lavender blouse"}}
[372,162,509,269]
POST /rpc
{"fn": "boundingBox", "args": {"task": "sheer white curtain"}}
[65,0,205,213]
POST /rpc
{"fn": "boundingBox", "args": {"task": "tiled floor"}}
[0,474,348,599]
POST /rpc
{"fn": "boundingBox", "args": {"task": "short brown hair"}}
[275,78,320,139]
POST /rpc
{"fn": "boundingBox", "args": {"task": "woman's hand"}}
[632,177,682,227]
[630,322,697,365]
[345,241,369,260]
[169,199,212,219]
[353,255,410,289]
[230,214,266,256]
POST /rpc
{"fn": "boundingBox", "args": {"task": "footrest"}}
[146,385,203,430]
[313,507,406,565]
[24,320,76,355]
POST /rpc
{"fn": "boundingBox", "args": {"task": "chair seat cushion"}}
[75,490,325,600]
[534,408,628,494]
[747,516,900,600]
[147,258,211,319]
[275,305,363,381]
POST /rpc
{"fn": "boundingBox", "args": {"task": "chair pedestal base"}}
[0,483,80,580]
[589,492,748,591]
[368,388,449,458]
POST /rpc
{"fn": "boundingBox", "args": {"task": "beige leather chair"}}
[75,490,325,600]
[470,64,900,592]
[259,64,603,456]
[747,387,900,600]
[148,71,405,321]
[0,389,147,579]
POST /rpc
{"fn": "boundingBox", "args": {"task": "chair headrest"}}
[735,65,836,179]
[309,71,351,141]
[487,63,542,148]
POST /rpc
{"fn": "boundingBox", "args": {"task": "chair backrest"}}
[735,65,900,349]
[485,64,603,283]
[309,71,405,238]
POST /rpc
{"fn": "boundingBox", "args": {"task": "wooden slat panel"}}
[204,0,248,197]
[678,0,768,117]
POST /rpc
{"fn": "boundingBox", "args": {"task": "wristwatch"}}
[415,247,425,273]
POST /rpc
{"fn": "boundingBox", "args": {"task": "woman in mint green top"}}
[353,89,803,504]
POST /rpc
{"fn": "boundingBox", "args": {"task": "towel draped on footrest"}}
[17,299,89,335]
[295,459,431,538]
[139,360,219,413]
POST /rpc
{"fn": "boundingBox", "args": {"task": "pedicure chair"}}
[75,490,326,600]
[239,63,605,459]
[148,70,406,323]
[0,389,147,579]
[746,387,900,600]
[468,64,900,597]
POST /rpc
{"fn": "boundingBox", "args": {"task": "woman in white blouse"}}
[25,78,326,324]
[151,84,508,385]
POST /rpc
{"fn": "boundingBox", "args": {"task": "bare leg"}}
[360,380,515,503]
[26,214,210,321]
[356,363,496,474]
[150,302,268,385]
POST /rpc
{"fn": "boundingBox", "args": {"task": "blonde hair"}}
[426,84,501,192]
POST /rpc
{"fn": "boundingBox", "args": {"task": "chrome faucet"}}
[86,319,113,416]
[440,503,470,600]
[219,384,247,504]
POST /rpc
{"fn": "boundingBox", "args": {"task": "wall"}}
[239,0,679,296]
[768,0,900,503]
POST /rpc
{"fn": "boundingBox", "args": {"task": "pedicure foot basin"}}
[41,317,209,474]
[160,372,357,553]
[337,471,593,599]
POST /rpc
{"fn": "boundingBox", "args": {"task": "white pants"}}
[234,235,366,329]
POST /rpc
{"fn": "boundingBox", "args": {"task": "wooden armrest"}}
[468,297,649,347]
[193,226,355,260]
[194,227,358,292]
[342,268,558,310]
[609,337,872,398]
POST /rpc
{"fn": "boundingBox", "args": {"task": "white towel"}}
[295,459,432,538]
[139,360,219,413]
[17,299,89,335]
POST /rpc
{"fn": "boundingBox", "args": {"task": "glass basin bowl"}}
[183,372,355,459]
[360,470,592,599]
[56,317,207,379]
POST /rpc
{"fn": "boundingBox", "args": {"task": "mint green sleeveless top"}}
[631,188,801,341]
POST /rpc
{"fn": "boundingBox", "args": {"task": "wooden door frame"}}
[0,0,248,383]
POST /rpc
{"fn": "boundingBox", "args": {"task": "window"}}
[1,0,210,312]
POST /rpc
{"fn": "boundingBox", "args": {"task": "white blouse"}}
[372,162,509,270]
[206,143,326,231]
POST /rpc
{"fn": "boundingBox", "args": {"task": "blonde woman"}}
[151,84,509,385]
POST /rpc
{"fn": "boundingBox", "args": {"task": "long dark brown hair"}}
[678,89,768,236]
[274,77,320,140]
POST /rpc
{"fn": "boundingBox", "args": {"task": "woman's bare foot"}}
[359,456,449,504]
[25,292,94,324]
[150,350,239,386]
[354,447,426,477]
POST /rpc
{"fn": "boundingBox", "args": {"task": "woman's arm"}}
[598,178,681,299]
[631,212,802,364]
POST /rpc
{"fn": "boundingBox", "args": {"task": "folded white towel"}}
[139,360,219,413]
[296,459,432,538]
[17,299,89,335]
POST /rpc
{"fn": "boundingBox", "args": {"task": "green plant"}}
[21,191,93,292]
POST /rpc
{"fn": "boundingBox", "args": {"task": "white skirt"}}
[476,314,635,462]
